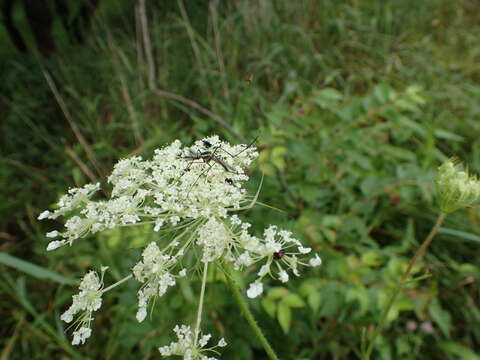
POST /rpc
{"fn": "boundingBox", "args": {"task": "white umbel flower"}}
[132,242,183,322]
[233,224,322,298]
[158,324,227,359]
[196,218,233,263]
[38,137,258,250]
[61,267,107,345]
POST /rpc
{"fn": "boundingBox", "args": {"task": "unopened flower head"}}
[60,266,108,345]
[158,324,227,360]
[38,136,258,250]
[436,159,480,213]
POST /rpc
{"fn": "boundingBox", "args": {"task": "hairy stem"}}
[224,266,279,360]
[363,212,447,360]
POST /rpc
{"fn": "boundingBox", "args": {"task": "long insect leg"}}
[185,161,215,197]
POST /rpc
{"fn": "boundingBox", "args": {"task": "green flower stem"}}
[224,266,279,360]
[194,261,209,347]
[363,212,447,360]
[102,274,132,293]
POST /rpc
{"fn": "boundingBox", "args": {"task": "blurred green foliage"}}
[1,0,480,359]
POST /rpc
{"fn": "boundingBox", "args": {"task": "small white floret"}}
[136,307,147,322]
[247,281,263,298]
[218,338,227,347]
[309,254,322,267]
[278,270,289,283]
[72,327,92,345]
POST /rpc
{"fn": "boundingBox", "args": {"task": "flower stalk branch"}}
[194,261,208,347]
[363,212,446,360]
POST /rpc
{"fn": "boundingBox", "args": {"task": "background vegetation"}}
[1,0,480,359]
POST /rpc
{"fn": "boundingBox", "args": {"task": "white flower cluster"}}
[38,136,257,251]
[221,220,322,298]
[133,242,186,322]
[41,136,323,353]
[158,325,226,360]
[60,267,107,345]
[436,159,480,213]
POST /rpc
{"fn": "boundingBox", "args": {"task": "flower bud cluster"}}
[436,159,480,213]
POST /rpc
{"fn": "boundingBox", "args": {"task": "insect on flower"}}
[181,136,258,193]
[273,249,286,260]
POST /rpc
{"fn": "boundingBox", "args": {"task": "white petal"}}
[298,246,311,254]
[38,210,50,220]
[46,230,59,238]
[46,240,64,251]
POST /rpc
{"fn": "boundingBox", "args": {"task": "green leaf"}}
[307,292,321,313]
[267,287,289,300]
[281,293,305,308]
[271,146,287,171]
[374,83,395,103]
[261,298,277,318]
[345,286,369,315]
[429,300,452,337]
[277,302,292,334]
[362,251,382,267]
[0,252,75,285]
[439,342,480,360]
[438,228,480,244]
[434,129,464,142]
[312,88,343,108]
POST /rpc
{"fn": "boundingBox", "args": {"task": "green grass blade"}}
[438,228,480,244]
[0,252,75,285]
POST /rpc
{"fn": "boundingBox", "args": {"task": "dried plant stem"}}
[153,88,246,142]
[138,0,156,90]
[363,212,447,360]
